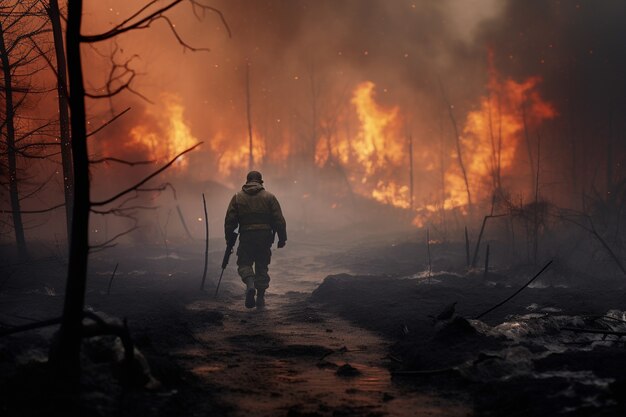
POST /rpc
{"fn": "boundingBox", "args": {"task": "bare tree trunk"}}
[439,116,447,238]
[0,21,27,259]
[53,0,90,383]
[566,64,578,201]
[533,133,541,265]
[309,64,319,167]
[522,99,535,197]
[48,0,74,243]
[488,96,498,190]
[245,63,253,170]
[439,80,472,209]
[607,101,613,196]
[408,133,414,210]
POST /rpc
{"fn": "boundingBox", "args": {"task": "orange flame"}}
[351,82,403,176]
[116,63,556,230]
[444,65,556,209]
[315,81,411,209]
[210,133,267,177]
[127,93,198,169]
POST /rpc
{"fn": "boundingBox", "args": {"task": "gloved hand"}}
[277,240,286,248]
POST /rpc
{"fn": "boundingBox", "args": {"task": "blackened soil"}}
[311,273,626,416]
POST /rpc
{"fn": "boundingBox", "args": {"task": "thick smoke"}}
[11,0,626,243]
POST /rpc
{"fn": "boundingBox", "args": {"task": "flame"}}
[113,62,555,230]
[371,181,410,209]
[127,93,198,169]
[315,81,411,210]
[444,63,556,209]
[210,133,267,177]
[313,68,555,226]
[351,82,403,176]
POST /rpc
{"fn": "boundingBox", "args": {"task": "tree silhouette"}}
[50,0,229,385]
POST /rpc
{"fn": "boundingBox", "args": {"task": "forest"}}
[1,1,626,416]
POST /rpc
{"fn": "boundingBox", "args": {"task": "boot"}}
[256,289,266,309]
[244,277,256,309]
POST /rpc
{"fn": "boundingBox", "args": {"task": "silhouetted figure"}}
[224,171,287,309]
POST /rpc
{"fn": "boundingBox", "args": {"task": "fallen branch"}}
[474,260,553,320]
[0,317,62,336]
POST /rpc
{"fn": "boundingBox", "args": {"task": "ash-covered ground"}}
[1,229,626,416]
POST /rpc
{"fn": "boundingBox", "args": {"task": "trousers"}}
[236,229,273,290]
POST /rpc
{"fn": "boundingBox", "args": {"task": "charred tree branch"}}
[91,143,201,207]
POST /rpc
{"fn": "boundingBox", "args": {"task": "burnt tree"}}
[0,2,49,258]
[0,20,27,258]
[53,0,229,383]
[46,0,74,242]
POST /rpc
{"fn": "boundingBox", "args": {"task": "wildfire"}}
[210,133,267,177]
[315,81,411,210]
[313,66,555,226]
[127,93,198,169]
[351,82,403,176]
[114,63,555,229]
[444,63,556,209]
[371,181,411,209]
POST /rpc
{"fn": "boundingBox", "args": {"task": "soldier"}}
[224,171,287,309]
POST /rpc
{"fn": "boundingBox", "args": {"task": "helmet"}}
[246,170,263,184]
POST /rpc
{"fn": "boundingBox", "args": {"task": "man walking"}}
[224,171,287,309]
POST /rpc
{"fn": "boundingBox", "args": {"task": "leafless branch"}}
[19,171,56,201]
[0,202,64,214]
[155,15,210,52]
[87,107,131,137]
[91,143,202,207]
[89,226,139,250]
[90,157,155,166]
[81,0,231,43]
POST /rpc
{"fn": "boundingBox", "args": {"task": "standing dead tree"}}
[438,78,472,210]
[200,193,209,290]
[52,0,229,384]
[0,1,50,259]
[471,213,508,268]
[45,0,73,242]
[245,62,254,170]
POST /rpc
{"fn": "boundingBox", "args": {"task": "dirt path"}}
[0,238,470,416]
[173,292,468,417]
[156,240,469,416]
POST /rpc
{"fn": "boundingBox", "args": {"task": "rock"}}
[336,363,361,377]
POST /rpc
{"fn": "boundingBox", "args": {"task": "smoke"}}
[476,1,626,202]
[12,0,626,242]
